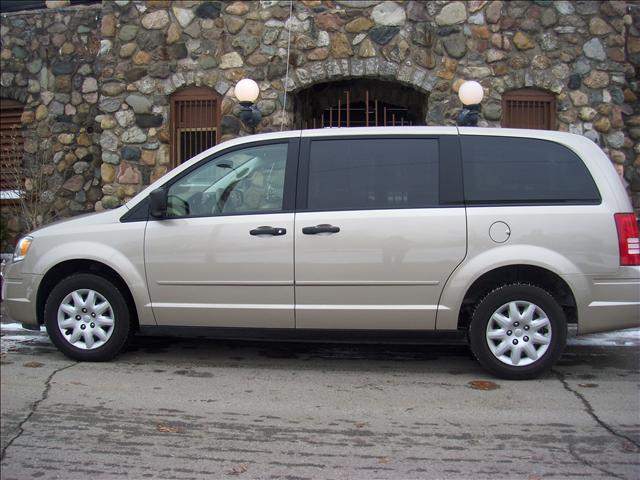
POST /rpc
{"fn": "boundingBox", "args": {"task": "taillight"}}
[614,213,640,266]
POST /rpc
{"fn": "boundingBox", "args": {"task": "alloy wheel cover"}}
[485,300,552,367]
[57,289,115,350]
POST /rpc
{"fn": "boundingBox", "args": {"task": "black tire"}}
[469,283,567,380]
[44,273,131,361]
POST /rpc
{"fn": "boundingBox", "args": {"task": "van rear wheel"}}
[44,273,130,361]
[469,284,567,380]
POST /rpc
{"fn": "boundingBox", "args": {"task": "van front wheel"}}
[44,273,130,361]
[469,284,567,380]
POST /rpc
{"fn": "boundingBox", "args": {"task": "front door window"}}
[166,143,288,218]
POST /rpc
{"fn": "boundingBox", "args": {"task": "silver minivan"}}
[4,127,639,379]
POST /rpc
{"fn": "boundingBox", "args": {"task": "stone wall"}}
[1,0,639,250]
[1,4,102,248]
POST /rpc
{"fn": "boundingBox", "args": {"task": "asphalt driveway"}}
[1,324,638,479]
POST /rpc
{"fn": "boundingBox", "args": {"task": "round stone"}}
[115,110,135,127]
[436,2,467,26]
[173,6,195,27]
[579,107,597,121]
[554,1,574,15]
[486,1,503,24]
[589,17,612,36]
[369,26,399,45]
[100,116,117,129]
[540,8,557,27]
[225,2,249,16]
[118,25,139,42]
[345,17,372,35]
[121,146,141,161]
[372,1,407,26]
[101,195,120,208]
[483,102,502,121]
[119,43,137,58]
[125,94,152,114]
[133,51,152,65]
[121,126,147,144]
[583,38,606,61]
[583,71,609,89]
[442,33,467,58]
[82,77,98,93]
[100,131,119,151]
[58,133,74,145]
[531,55,551,69]
[102,82,126,96]
[142,10,170,30]
[35,104,48,121]
[196,2,221,19]
[102,152,120,165]
[605,131,624,149]
[513,31,535,50]
[219,52,243,69]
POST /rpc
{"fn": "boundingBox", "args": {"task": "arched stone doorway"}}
[292,79,428,129]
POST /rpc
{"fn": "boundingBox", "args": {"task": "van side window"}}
[461,136,601,205]
[165,143,288,217]
[307,138,439,211]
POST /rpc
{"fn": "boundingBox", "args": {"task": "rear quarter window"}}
[460,136,601,205]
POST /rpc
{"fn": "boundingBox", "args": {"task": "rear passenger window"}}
[461,136,600,204]
[307,138,439,210]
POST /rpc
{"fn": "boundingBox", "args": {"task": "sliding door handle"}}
[250,226,287,236]
[302,224,340,235]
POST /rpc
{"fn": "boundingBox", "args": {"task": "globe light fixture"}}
[235,78,262,132]
[235,78,260,104]
[458,81,484,106]
[457,80,484,127]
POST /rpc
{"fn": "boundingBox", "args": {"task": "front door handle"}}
[250,226,287,236]
[302,224,340,235]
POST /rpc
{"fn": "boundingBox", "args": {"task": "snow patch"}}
[568,328,640,347]
[1,322,45,332]
[1,322,49,354]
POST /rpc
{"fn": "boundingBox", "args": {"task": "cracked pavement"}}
[1,328,638,479]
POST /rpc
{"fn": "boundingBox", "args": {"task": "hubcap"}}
[57,289,115,350]
[485,300,552,367]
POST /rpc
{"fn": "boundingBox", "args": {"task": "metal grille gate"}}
[311,89,414,128]
[294,80,425,130]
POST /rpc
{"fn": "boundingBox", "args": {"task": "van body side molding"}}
[138,326,467,344]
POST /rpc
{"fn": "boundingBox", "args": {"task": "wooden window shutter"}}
[0,99,25,192]
[501,89,555,130]
[170,87,221,168]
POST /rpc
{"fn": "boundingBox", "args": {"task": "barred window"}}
[170,87,221,168]
[0,98,24,198]
[501,89,555,130]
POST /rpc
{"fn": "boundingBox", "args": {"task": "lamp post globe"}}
[235,78,260,104]
[235,78,262,132]
[456,81,484,127]
[458,80,484,106]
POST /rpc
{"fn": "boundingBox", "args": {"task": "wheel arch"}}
[456,264,577,331]
[36,259,139,331]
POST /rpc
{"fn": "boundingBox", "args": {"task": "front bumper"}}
[2,262,41,328]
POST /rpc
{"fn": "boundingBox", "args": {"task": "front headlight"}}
[13,236,33,262]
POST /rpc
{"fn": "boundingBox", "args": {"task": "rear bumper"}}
[2,262,41,328]
[576,274,640,335]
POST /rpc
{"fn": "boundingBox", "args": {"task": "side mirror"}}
[149,188,167,218]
